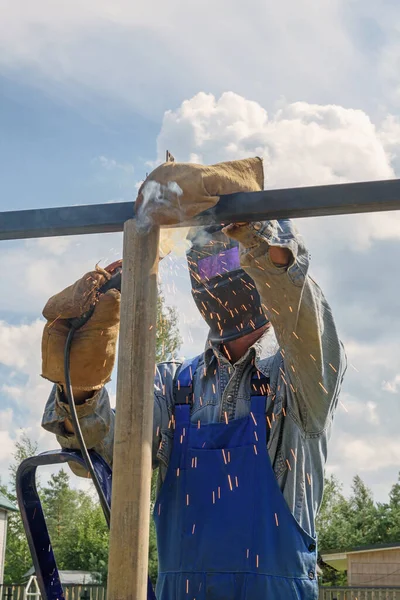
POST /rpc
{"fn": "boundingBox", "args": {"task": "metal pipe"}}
[1,178,400,241]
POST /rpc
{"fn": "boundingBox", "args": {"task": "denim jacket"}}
[42,219,347,538]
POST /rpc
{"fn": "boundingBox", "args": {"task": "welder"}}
[41,157,346,600]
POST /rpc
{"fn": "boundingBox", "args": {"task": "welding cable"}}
[64,324,111,527]
[63,268,122,529]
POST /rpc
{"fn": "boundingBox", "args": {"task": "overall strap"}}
[250,368,273,444]
[173,355,201,425]
[170,356,200,469]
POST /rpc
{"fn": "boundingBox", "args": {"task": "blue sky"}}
[1,0,400,502]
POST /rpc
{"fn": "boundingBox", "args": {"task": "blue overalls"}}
[153,356,318,599]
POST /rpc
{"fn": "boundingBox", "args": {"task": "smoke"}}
[136,179,183,231]
[134,179,192,257]
[159,228,191,258]
[135,180,235,258]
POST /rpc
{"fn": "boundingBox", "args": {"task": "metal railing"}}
[3,583,400,600]
[0,586,106,600]
[320,587,400,600]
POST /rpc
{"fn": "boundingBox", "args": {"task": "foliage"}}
[156,292,182,363]
[148,472,159,586]
[3,434,39,584]
[317,472,400,586]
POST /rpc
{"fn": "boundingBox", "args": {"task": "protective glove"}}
[135,156,263,229]
[41,261,121,391]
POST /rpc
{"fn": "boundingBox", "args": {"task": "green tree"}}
[41,470,80,563]
[156,292,182,363]
[148,473,159,586]
[3,434,38,584]
[56,490,109,582]
[347,476,380,548]
[317,475,350,552]
[379,472,400,543]
[317,474,392,586]
[316,475,350,585]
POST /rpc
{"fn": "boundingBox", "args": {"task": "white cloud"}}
[0,409,13,430]
[1,385,23,399]
[158,94,395,186]
[94,156,134,174]
[0,319,43,371]
[0,232,123,315]
[382,374,400,394]
[340,393,381,426]
[0,431,15,464]
[0,0,373,119]
[337,436,400,472]
[158,93,400,252]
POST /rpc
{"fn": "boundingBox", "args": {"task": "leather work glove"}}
[41,260,121,391]
[135,156,264,229]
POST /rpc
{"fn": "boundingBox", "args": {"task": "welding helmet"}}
[186,225,268,343]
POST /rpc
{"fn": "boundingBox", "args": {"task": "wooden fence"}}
[320,588,400,600]
[2,584,400,600]
[0,585,106,600]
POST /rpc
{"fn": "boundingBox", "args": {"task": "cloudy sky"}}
[1,0,400,502]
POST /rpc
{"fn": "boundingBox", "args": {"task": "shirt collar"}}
[203,326,276,370]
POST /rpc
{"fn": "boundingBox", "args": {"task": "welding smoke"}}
[135,179,191,257]
[135,180,183,232]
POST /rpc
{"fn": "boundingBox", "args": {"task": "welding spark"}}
[318,382,328,394]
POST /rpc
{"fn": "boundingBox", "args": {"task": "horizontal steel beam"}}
[1,178,400,241]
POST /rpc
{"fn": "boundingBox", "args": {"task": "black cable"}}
[64,325,111,528]
[62,268,122,529]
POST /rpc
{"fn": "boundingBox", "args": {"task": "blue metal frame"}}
[16,449,156,600]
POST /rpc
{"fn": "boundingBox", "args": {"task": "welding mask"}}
[186,226,268,343]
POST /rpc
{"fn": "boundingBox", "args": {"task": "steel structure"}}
[1,178,400,240]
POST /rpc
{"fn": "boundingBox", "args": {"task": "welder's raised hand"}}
[135,157,263,230]
[41,261,121,391]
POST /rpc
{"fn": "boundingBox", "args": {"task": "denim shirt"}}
[42,219,347,538]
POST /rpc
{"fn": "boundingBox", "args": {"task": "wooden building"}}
[323,542,400,587]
